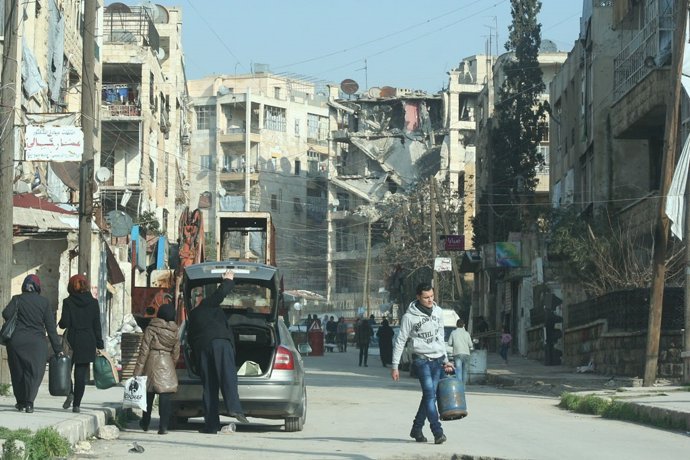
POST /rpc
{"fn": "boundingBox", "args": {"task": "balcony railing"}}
[613,0,674,102]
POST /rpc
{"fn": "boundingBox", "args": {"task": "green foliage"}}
[26,428,70,459]
[558,393,608,415]
[473,0,547,246]
[136,210,163,236]
[1,427,70,460]
[0,383,10,396]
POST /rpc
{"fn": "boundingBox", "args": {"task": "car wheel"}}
[285,387,307,432]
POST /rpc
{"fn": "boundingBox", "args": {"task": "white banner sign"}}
[434,257,452,272]
[25,125,84,161]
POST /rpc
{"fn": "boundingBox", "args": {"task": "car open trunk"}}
[228,314,276,377]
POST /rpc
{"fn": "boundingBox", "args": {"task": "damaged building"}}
[327,89,446,311]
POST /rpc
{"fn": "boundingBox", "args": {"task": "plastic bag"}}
[238,360,262,376]
[122,376,147,411]
[94,351,120,389]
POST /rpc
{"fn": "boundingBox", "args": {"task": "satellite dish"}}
[95,167,112,183]
[182,180,190,191]
[340,79,359,95]
[218,186,227,197]
[154,4,169,23]
[368,87,381,98]
[156,48,166,60]
[106,2,131,13]
[293,302,302,311]
[380,86,396,98]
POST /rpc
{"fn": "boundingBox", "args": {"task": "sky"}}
[143,0,583,93]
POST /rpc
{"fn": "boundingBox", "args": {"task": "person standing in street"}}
[376,318,394,367]
[59,274,104,413]
[3,274,63,413]
[357,317,373,366]
[336,317,348,352]
[134,303,180,435]
[325,316,337,352]
[499,327,512,364]
[391,282,453,445]
[447,319,473,384]
[187,269,249,434]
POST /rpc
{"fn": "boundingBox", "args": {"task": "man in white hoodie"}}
[391,282,454,445]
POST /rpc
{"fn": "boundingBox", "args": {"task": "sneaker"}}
[63,393,73,410]
[409,429,427,443]
[434,433,447,445]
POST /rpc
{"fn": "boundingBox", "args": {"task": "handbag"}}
[94,350,120,389]
[122,376,147,411]
[0,302,20,346]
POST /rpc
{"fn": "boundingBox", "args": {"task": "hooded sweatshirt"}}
[391,300,448,370]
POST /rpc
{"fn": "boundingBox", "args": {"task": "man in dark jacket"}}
[187,270,248,433]
[357,318,373,367]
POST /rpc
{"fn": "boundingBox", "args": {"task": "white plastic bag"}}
[238,360,262,376]
[122,376,147,411]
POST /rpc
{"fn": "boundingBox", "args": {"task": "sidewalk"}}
[483,349,690,431]
[1,352,689,447]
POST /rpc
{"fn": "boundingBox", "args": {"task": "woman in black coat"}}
[58,274,104,413]
[3,274,62,413]
[376,318,395,367]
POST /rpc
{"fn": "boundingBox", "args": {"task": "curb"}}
[53,406,117,446]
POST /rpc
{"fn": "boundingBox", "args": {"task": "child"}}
[499,327,512,364]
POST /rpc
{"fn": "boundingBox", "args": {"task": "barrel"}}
[49,354,72,397]
[437,374,468,420]
[468,349,487,384]
[308,329,324,356]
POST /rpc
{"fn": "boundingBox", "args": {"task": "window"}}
[200,155,211,171]
[293,197,303,215]
[295,160,301,175]
[294,119,300,137]
[307,113,328,142]
[274,87,281,99]
[271,194,278,210]
[264,105,286,132]
[196,106,216,130]
[149,158,155,182]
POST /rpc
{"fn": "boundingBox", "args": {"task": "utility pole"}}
[0,0,19,385]
[430,179,439,294]
[644,0,687,387]
[432,179,467,324]
[684,161,690,384]
[78,0,97,278]
[363,219,371,317]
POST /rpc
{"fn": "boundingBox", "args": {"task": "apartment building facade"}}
[186,72,332,294]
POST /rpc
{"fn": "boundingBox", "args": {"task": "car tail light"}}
[273,345,294,370]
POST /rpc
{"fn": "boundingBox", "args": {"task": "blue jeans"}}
[411,357,444,436]
[454,354,470,384]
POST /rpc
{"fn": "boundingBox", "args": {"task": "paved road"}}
[80,348,690,460]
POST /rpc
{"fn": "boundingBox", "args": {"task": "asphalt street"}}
[72,346,690,460]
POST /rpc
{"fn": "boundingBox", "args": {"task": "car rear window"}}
[191,281,274,315]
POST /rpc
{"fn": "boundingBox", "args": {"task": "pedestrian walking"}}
[357,317,373,366]
[499,327,512,364]
[336,317,348,352]
[58,274,104,413]
[391,282,453,445]
[134,303,180,435]
[3,274,63,413]
[325,316,337,352]
[187,269,249,434]
[447,319,473,384]
[376,318,394,367]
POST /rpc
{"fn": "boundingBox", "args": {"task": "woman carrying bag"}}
[58,274,104,413]
[133,302,180,435]
[3,274,63,413]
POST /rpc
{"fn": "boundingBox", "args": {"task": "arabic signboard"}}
[441,234,464,251]
[25,125,84,161]
[434,257,452,272]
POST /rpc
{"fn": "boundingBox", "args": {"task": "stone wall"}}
[562,320,683,379]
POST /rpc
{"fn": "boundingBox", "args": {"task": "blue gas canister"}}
[437,373,468,420]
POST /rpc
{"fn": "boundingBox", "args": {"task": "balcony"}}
[101,104,141,119]
[613,0,674,103]
[219,168,260,183]
[218,127,261,145]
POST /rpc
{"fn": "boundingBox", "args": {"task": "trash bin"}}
[308,329,324,356]
[468,349,487,384]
